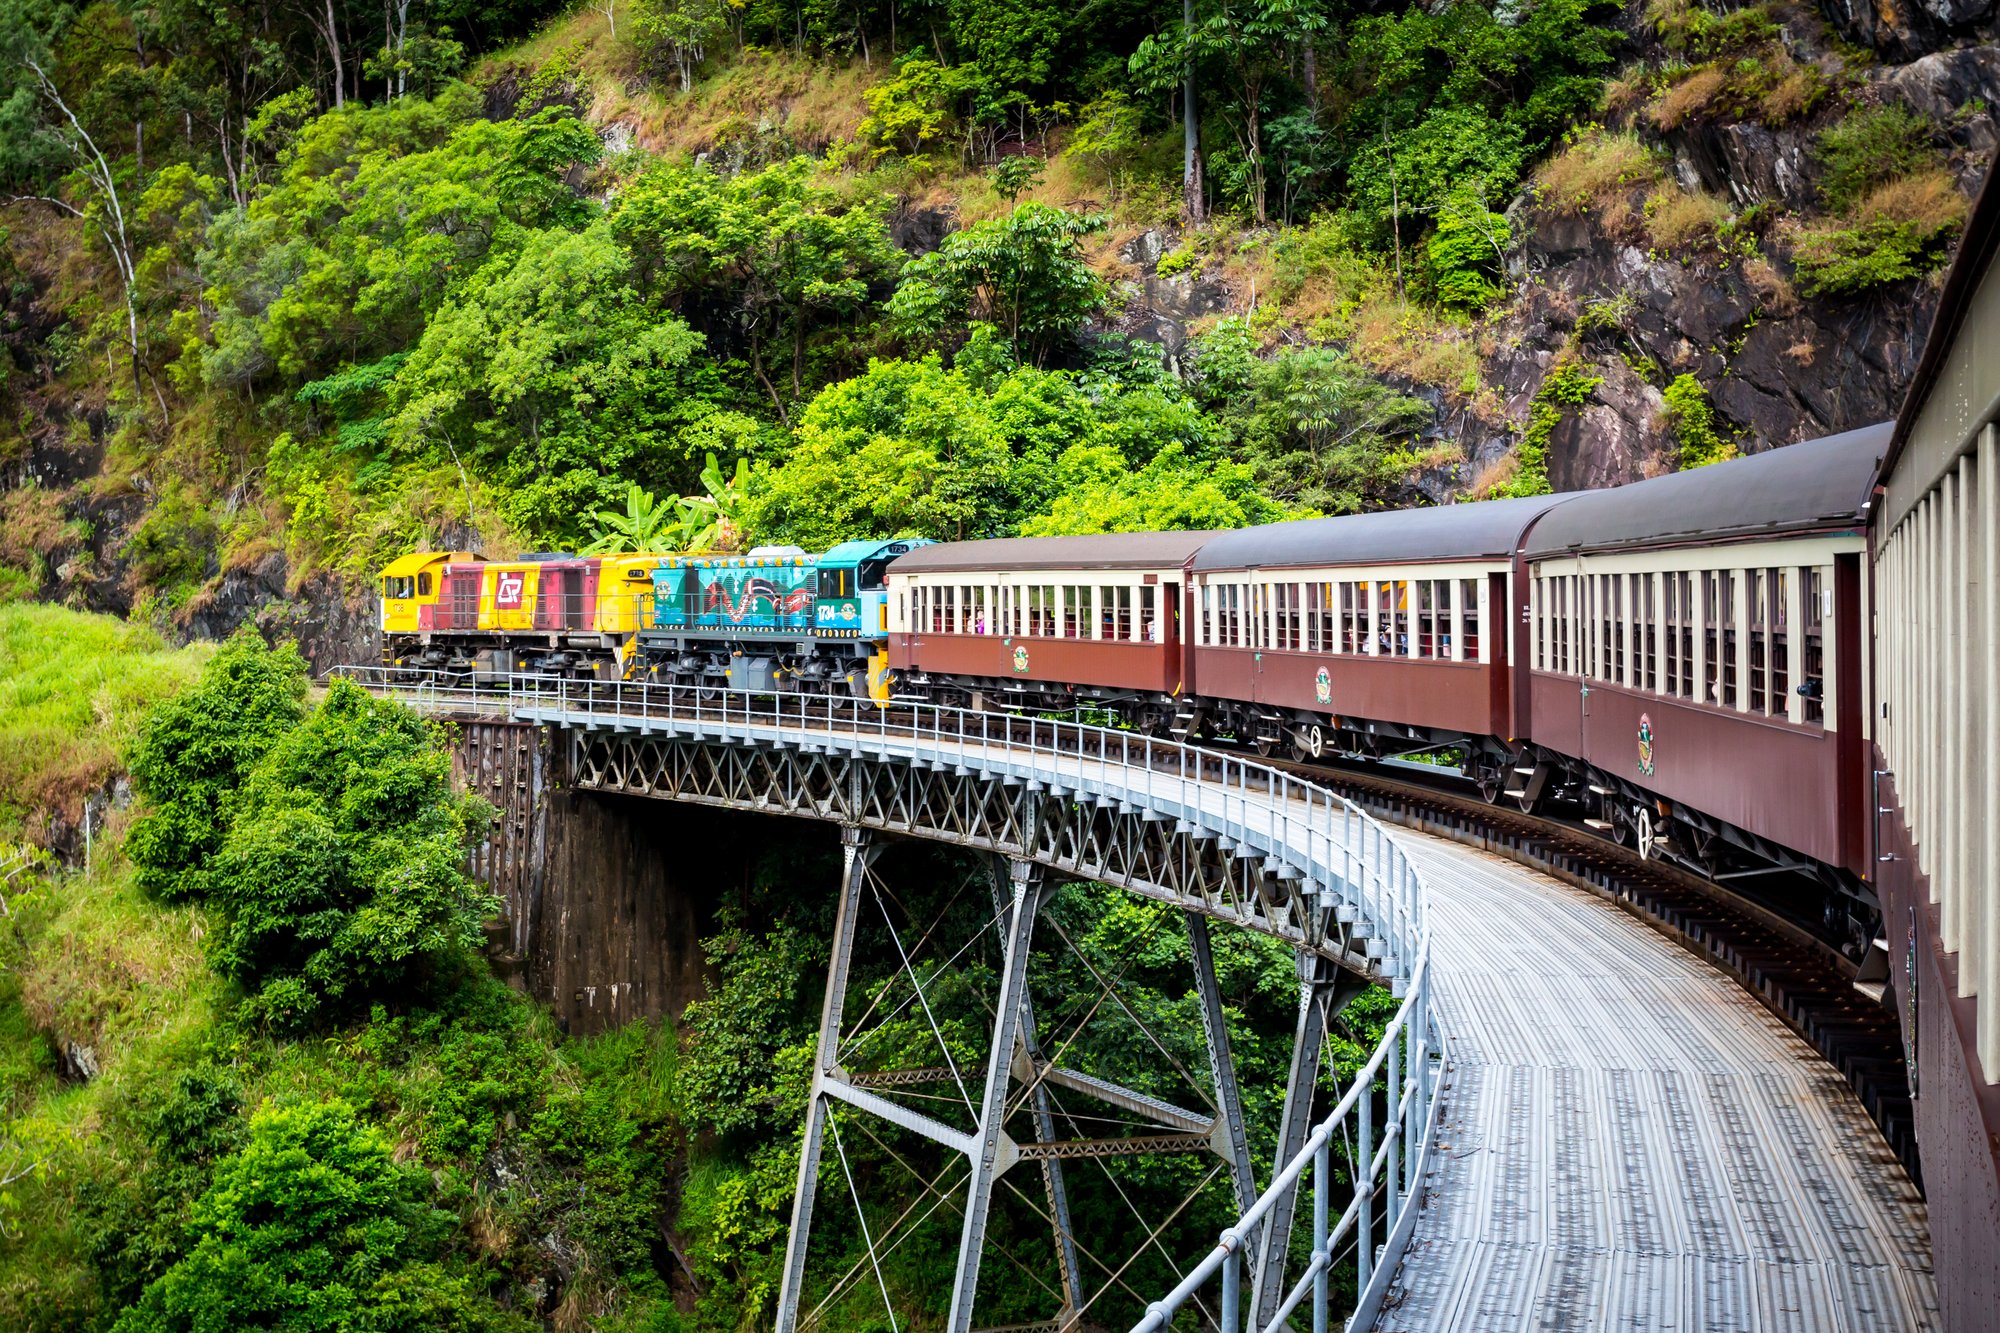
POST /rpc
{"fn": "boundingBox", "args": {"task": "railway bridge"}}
[346,670,1937,1333]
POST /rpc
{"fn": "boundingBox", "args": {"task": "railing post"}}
[1387,1009,1403,1231]
[1357,1064,1374,1294]
[1220,1241,1240,1333]
[1312,1135,1330,1333]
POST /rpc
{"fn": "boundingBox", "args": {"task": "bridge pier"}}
[777,826,881,1333]
[990,856,1084,1323]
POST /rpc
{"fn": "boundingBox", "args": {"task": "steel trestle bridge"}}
[339,667,1440,1333]
[344,668,1939,1333]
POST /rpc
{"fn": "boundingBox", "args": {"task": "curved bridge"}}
[341,668,1439,1333]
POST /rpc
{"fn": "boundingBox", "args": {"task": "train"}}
[380,421,1888,948]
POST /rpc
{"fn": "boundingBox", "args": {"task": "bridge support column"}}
[1251,953,1367,1329]
[948,856,1048,1333]
[775,826,880,1333]
[1189,913,1260,1226]
[990,857,1083,1325]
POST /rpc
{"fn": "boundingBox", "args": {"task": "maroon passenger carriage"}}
[1518,422,1887,891]
[885,532,1207,729]
[1182,496,1569,794]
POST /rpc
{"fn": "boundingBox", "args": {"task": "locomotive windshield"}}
[856,557,890,590]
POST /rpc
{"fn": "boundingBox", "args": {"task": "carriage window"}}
[1801,566,1824,724]
[1748,571,1768,713]
[1640,574,1656,691]
[1709,570,1737,707]
[1460,578,1480,661]
[1606,575,1623,683]
[969,585,988,635]
[1656,572,1672,696]
[1770,567,1789,714]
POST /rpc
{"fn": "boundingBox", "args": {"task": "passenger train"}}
[380,421,1889,951]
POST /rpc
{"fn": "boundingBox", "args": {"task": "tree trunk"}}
[1182,0,1205,224]
[1302,39,1319,112]
[325,0,346,107]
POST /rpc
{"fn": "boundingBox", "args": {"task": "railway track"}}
[1262,750,1920,1186]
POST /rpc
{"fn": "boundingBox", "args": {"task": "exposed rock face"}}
[1819,0,1997,65]
[1504,203,1937,475]
[1113,231,1232,373]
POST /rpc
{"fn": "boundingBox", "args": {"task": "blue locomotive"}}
[634,538,927,697]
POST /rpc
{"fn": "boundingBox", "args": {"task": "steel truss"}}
[565,730,1370,972]
[770,830,1324,1333]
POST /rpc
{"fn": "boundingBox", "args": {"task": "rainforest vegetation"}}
[0,0,1984,1325]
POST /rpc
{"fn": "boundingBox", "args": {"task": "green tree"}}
[200,679,495,1031]
[1221,343,1431,513]
[126,628,310,901]
[113,1100,486,1333]
[611,156,903,416]
[1019,441,1286,534]
[889,202,1106,364]
[386,222,715,543]
[201,90,604,386]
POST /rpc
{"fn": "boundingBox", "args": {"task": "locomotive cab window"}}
[383,576,416,599]
[818,568,852,599]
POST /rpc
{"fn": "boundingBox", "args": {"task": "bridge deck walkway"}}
[1375,831,1937,1333]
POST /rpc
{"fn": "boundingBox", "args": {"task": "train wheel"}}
[1291,723,1325,763]
[1252,734,1278,758]
[1635,806,1656,861]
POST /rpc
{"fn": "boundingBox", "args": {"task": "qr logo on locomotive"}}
[495,570,526,610]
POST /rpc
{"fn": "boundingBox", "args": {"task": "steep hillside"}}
[1,0,1993,660]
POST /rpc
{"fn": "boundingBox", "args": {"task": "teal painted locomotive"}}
[635,538,927,697]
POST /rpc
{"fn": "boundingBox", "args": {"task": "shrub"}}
[1492,359,1602,498]
[1423,195,1512,311]
[126,629,309,901]
[1644,183,1731,250]
[1661,373,1738,467]
[1816,104,1940,211]
[1534,128,1665,217]
[203,679,496,1031]
[888,203,1107,364]
[111,1099,488,1333]
[1789,170,1967,296]
[1651,65,1731,129]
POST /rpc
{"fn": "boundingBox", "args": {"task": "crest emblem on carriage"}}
[1314,667,1332,704]
[1013,646,1030,673]
[1637,713,1656,777]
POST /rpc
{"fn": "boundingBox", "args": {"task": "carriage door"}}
[1248,571,1266,702]
[451,571,479,630]
[560,569,586,628]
